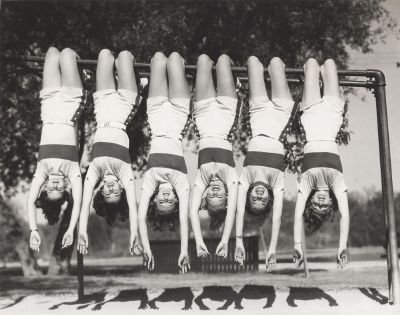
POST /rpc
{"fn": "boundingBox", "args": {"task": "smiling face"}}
[310,189,332,212]
[102,175,122,204]
[154,183,178,214]
[205,178,227,212]
[45,175,66,201]
[248,184,270,214]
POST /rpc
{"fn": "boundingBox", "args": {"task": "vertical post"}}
[371,70,400,304]
[77,251,84,300]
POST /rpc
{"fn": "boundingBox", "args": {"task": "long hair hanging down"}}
[303,189,339,234]
[147,188,180,232]
[245,183,274,216]
[35,190,72,225]
[93,188,129,225]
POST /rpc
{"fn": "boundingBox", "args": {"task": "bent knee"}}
[152,51,167,61]
[322,58,337,70]
[168,51,183,62]
[216,54,232,67]
[197,54,213,66]
[117,50,134,62]
[45,47,60,60]
[268,57,285,69]
[98,48,114,61]
[304,58,319,69]
[247,55,261,67]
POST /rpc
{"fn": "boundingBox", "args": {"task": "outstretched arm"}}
[138,191,154,270]
[122,177,140,255]
[178,189,190,273]
[216,182,238,257]
[265,189,284,272]
[61,177,83,248]
[189,180,209,257]
[293,190,309,267]
[335,190,349,268]
[27,176,45,231]
[189,184,205,245]
[269,189,284,253]
[234,181,247,264]
[77,175,96,255]
[27,175,46,252]
[67,178,83,231]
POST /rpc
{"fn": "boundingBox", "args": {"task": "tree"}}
[0,0,395,274]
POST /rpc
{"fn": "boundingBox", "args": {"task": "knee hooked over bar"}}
[45,47,60,61]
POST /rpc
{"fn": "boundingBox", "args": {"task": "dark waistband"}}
[147,153,187,174]
[198,148,235,168]
[244,151,285,172]
[38,144,78,162]
[92,142,131,163]
[302,152,342,173]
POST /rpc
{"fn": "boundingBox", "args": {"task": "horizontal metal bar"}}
[6,55,377,88]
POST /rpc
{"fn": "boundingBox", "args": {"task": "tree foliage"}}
[0,0,394,191]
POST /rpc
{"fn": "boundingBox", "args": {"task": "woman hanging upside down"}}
[27,47,84,252]
[293,58,349,269]
[138,52,191,273]
[190,54,239,259]
[77,49,141,255]
[235,56,295,271]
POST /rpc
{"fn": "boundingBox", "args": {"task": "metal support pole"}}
[370,70,400,304]
[77,251,84,300]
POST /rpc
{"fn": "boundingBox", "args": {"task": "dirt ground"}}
[1,253,399,314]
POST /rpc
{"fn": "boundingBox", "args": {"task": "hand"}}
[178,252,190,274]
[129,233,142,256]
[216,240,228,258]
[293,243,304,268]
[61,229,73,249]
[143,246,154,271]
[337,247,348,269]
[77,232,89,255]
[235,242,245,266]
[196,241,209,258]
[265,251,277,273]
[30,230,41,252]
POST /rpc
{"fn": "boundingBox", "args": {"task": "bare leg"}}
[96,49,116,91]
[268,57,292,100]
[302,58,321,106]
[320,59,340,98]
[216,54,236,98]
[167,52,190,99]
[60,48,82,88]
[115,50,138,93]
[43,47,61,89]
[195,54,216,101]
[247,56,268,100]
[148,52,168,98]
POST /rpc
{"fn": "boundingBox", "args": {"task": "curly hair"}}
[147,188,180,232]
[303,189,339,233]
[245,183,274,216]
[35,190,71,225]
[93,188,129,225]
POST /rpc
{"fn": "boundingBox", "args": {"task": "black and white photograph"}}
[0,0,399,314]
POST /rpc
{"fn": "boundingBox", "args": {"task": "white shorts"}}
[147,96,190,139]
[93,89,140,127]
[40,87,83,126]
[193,96,238,148]
[249,96,294,140]
[300,96,345,142]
